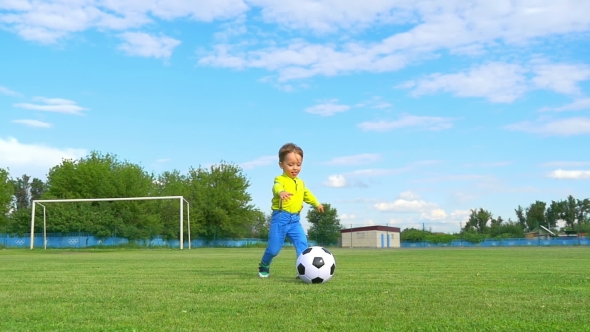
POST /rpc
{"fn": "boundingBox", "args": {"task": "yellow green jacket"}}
[271,173,320,213]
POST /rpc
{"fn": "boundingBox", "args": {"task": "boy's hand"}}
[279,191,292,201]
[317,204,324,213]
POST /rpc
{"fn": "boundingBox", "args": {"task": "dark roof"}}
[341,225,400,233]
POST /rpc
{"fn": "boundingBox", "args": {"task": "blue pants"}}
[261,210,308,265]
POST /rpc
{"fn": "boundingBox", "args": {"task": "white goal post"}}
[29,196,191,250]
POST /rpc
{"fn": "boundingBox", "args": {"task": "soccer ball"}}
[296,246,336,284]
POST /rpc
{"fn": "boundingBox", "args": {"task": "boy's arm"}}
[303,187,320,207]
[304,188,324,212]
[272,176,286,196]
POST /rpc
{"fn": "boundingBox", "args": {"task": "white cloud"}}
[0,0,32,11]
[240,155,276,169]
[323,175,347,188]
[358,115,454,132]
[416,209,471,228]
[374,199,438,213]
[3,1,590,80]
[33,97,75,105]
[0,85,22,97]
[399,61,590,103]
[304,99,351,116]
[355,96,393,109]
[411,174,492,183]
[398,190,420,200]
[0,2,146,44]
[0,137,87,179]
[14,97,88,115]
[505,117,590,136]
[12,119,52,128]
[541,161,590,168]
[450,209,471,222]
[200,2,590,80]
[253,1,590,39]
[198,40,410,81]
[372,102,392,109]
[213,16,248,41]
[118,32,181,59]
[155,158,171,163]
[335,198,380,204]
[0,0,248,44]
[453,192,477,204]
[400,62,528,103]
[421,208,447,221]
[547,169,590,180]
[463,161,511,167]
[104,0,249,22]
[346,168,407,177]
[322,153,381,166]
[388,218,403,226]
[258,76,306,92]
[540,98,590,112]
[339,213,356,221]
[531,63,590,95]
[248,0,413,33]
[364,219,376,226]
[323,167,410,188]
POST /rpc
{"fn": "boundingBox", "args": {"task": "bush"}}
[461,232,487,244]
[426,233,456,244]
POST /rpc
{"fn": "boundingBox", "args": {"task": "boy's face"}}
[279,152,302,179]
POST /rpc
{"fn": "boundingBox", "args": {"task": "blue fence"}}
[0,233,320,249]
[401,237,589,248]
[2,234,588,249]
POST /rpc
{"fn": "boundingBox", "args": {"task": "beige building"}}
[340,226,401,248]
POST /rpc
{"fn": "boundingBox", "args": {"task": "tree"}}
[42,151,156,239]
[46,151,154,199]
[465,208,493,234]
[11,174,46,211]
[306,203,343,246]
[23,152,262,242]
[0,168,14,228]
[503,220,525,238]
[515,205,527,230]
[12,174,31,210]
[559,196,578,229]
[188,162,259,240]
[153,170,192,240]
[247,210,269,239]
[514,201,547,232]
[488,216,504,237]
[401,228,428,242]
[425,232,456,244]
[525,200,546,230]
[462,231,486,244]
[545,200,561,229]
[31,178,46,202]
[575,198,590,226]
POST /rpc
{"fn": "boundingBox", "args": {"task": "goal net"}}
[29,196,191,250]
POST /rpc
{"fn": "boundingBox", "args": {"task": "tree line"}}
[0,151,344,244]
[402,196,590,243]
[0,152,266,240]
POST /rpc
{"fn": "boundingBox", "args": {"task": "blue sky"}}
[1,0,590,233]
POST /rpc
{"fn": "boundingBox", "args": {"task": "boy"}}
[258,143,324,278]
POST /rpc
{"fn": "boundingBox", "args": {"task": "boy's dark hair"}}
[278,143,303,162]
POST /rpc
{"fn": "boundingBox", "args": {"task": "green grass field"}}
[1,247,589,332]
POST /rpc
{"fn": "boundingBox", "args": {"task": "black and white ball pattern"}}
[296,246,336,284]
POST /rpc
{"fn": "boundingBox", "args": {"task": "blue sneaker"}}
[258,263,270,278]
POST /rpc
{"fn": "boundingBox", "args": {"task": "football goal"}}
[29,196,191,250]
